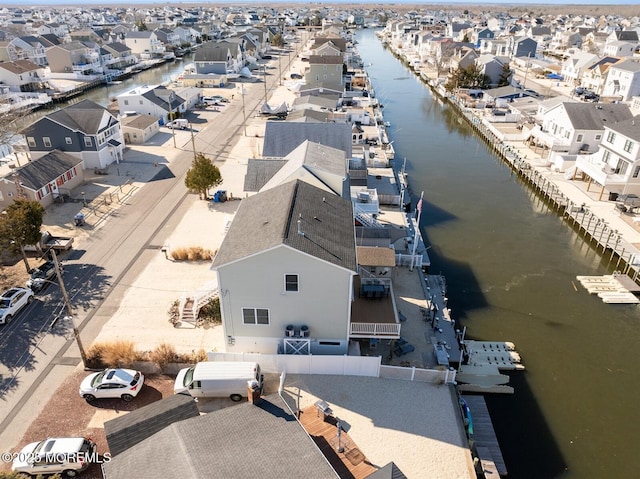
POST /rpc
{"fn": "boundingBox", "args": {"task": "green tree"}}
[185,153,223,200]
[0,199,45,272]
[271,33,285,48]
[444,65,491,92]
[135,20,147,31]
[498,64,512,87]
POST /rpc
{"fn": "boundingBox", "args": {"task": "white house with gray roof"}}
[601,59,640,102]
[262,122,352,158]
[211,180,357,356]
[574,116,640,198]
[530,102,633,170]
[116,84,185,123]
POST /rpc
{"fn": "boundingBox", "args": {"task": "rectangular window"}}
[603,150,611,162]
[624,140,634,153]
[633,166,640,179]
[285,274,299,292]
[43,137,51,147]
[616,158,629,175]
[65,137,72,145]
[124,99,129,105]
[576,134,583,142]
[27,137,36,147]
[607,131,616,144]
[242,308,270,325]
[595,134,602,140]
[84,137,92,147]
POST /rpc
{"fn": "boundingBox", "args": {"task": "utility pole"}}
[189,123,197,162]
[170,92,176,148]
[279,51,282,86]
[50,249,88,367]
[241,82,247,136]
[263,65,267,103]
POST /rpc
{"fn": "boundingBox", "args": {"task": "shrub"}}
[170,246,215,261]
[197,296,222,326]
[168,299,180,325]
[150,343,178,369]
[190,348,208,362]
[87,341,138,369]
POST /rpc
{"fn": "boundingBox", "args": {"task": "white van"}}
[166,119,188,129]
[174,361,262,401]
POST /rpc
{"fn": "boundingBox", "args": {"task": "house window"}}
[242,308,270,325]
[607,131,616,144]
[27,137,36,148]
[124,99,129,105]
[624,140,634,153]
[633,166,640,179]
[285,274,299,292]
[576,134,583,142]
[65,137,72,144]
[596,134,602,140]
[616,158,629,175]
[84,137,92,147]
[603,150,611,163]
[139,100,143,105]
[43,137,51,148]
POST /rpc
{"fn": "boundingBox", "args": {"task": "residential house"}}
[116,84,186,123]
[291,94,340,112]
[471,27,495,48]
[601,59,640,102]
[102,42,137,70]
[173,26,199,46]
[254,140,349,197]
[305,55,344,91]
[312,35,346,53]
[475,54,507,87]
[68,30,103,44]
[262,122,352,158]
[210,180,357,355]
[479,37,510,57]
[529,102,633,170]
[512,37,537,59]
[46,41,102,75]
[581,57,621,95]
[102,394,339,478]
[4,35,50,65]
[120,114,161,145]
[0,150,83,209]
[153,27,181,49]
[0,59,45,91]
[22,99,125,169]
[603,40,636,58]
[124,30,165,59]
[561,50,600,85]
[193,41,243,75]
[574,115,640,198]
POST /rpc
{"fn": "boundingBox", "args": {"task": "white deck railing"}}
[350,322,401,338]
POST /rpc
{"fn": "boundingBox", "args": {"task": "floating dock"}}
[463,340,525,371]
[462,395,507,477]
[576,274,640,304]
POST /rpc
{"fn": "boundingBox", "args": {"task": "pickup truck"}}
[25,260,61,292]
[24,231,73,253]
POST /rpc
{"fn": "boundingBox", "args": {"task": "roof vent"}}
[297,215,305,236]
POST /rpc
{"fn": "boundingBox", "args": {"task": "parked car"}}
[25,261,60,292]
[79,368,144,402]
[166,119,188,130]
[12,437,97,478]
[573,87,585,96]
[203,95,228,103]
[583,91,599,101]
[0,287,34,324]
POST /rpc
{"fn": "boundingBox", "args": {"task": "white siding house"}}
[211,180,357,356]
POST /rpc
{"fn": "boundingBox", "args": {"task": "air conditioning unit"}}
[285,325,295,337]
[300,325,310,338]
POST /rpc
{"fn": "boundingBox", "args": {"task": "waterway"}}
[356,28,640,479]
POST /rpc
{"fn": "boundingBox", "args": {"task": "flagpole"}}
[410,191,423,271]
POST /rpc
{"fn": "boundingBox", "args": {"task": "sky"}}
[10,0,640,6]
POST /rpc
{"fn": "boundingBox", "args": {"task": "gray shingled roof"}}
[142,85,185,111]
[102,394,338,479]
[212,180,356,272]
[5,150,82,190]
[243,158,287,192]
[285,109,331,123]
[105,394,200,457]
[292,95,338,110]
[0,59,40,74]
[609,116,640,142]
[263,122,352,158]
[563,103,633,131]
[45,99,109,134]
[194,41,238,62]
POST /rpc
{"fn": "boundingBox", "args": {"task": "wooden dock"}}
[297,405,377,479]
[462,395,507,477]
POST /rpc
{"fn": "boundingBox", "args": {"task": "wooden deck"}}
[297,405,378,479]
[462,395,507,477]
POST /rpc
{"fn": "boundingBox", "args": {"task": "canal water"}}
[356,29,640,479]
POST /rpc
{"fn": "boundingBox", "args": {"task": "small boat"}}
[459,398,474,436]
[384,121,391,127]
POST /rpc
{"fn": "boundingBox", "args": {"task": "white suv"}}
[12,437,97,477]
[0,287,34,324]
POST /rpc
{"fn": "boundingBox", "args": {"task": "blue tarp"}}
[546,73,564,80]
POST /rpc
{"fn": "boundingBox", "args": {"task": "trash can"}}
[608,192,619,201]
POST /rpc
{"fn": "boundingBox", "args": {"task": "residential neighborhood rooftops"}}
[563,102,633,131]
[29,99,110,135]
[1,149,82,189]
